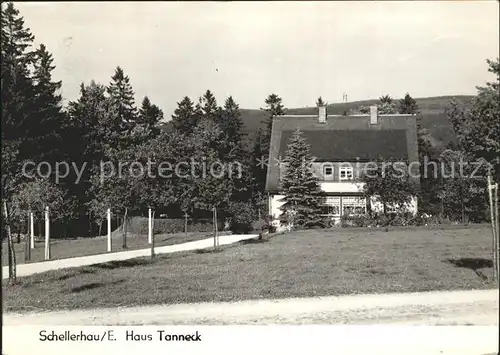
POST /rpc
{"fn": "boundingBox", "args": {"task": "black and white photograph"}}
[1,1,499,355]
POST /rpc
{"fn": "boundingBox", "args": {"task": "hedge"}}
[116,216,222,235]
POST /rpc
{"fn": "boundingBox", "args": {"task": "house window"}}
[341,196,366,216]
[339,165,353,181]
[320,196,341,216]
[323,165,333,180]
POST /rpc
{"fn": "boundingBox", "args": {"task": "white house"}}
[265,105,420,226]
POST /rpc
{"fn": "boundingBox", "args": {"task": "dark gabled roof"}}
[278,129,408,162]
[265,114,419,191]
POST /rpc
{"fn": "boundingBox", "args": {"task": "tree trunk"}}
[215,207,219,247]
[89,216,93,237]
[151,210,155,260]
[122,208,128,249]
[24,232,31,261]
[16,230,21,244]
[461,195,465,224]
[487,175,498,282]
[495,185,499,281]
[440,196,444,219]
[3,200,16,284]
[38,221,42,240]
[98,221,103,237]
[213,207,217,248]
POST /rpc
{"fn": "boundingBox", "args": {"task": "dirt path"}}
[4,289,498,326]
[1,234,257,279]
[3,289,498,355]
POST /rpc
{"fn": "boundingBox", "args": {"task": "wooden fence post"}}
[213,207,217,248]
[30,211,34,249]
[150,210,156,259]
[44,206,50,260]
[215,206,219,247]
[107,208,112,252]
[487,175,498,282]
[148,208,152,244]
[494,182,499,281]
[4,200,16,283]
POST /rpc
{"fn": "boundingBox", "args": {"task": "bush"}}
[122,216,217,235]
[338,211,465,229]
[252,216,277,233]
[227,201,258,234]
[322,217,336,229]
[251,218,266,232]
[340,214,373,228]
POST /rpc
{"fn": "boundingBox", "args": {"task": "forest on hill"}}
[161,95,475,150]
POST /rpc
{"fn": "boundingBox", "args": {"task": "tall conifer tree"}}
[279,129,324,229]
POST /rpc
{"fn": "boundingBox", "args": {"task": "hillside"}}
[161,95,475,149]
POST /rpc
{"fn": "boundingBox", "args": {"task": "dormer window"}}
[339,166,353,181]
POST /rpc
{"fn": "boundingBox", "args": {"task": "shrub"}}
[322,216,336,229]
[252,218,266,232]
[339,212,459,229]
[123,216,217,235]
[227,201,258,234]
[266,216,277,233]
[252,216,277,233]
[340,214,373,228]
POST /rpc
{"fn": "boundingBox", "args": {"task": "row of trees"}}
[439,58,499,222]
[1,3,285,250]
[349,93,418,115]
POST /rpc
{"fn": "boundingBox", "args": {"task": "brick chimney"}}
[370,105,378,125]
[318,105,327,123]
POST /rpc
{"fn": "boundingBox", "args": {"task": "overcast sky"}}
[16,1,499,118]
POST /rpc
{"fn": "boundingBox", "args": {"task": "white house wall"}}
[269,194,418,225]
[269,194,286,222]
[320,182,364,193]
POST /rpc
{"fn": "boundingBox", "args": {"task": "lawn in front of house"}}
[1,231,224,266]
[3,225,497,312]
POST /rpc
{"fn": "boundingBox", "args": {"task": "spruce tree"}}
[199,89,219,119]
[279,129,324,229]
[171,96,198,135]
[253,94,286,194]
[138,96,163,139]
[316,96,326,107]
[261,93,285,155]
[1,2,35,196]
[30,43,65,165]
[398,93,419,114]
[1,3,34,74]
[1,2,36,282]
[218,96,244,151]
[106,66,138,144]
[218,96,250,201]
